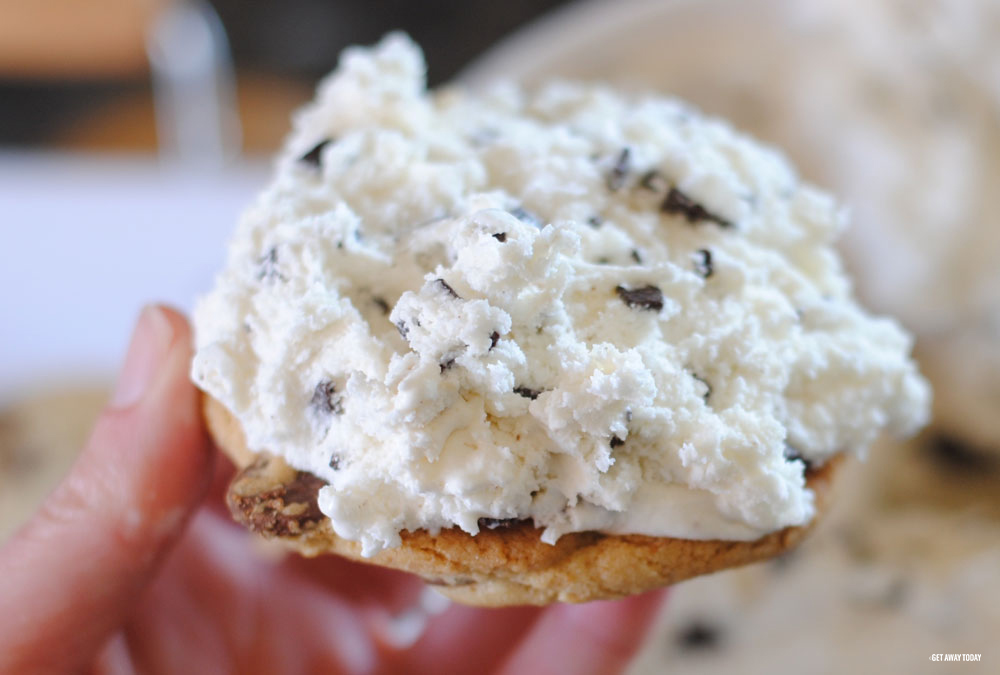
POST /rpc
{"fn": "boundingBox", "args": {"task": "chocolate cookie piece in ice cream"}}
[191,34,929,559]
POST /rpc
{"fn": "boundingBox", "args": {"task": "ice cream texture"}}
[192,34,930,556]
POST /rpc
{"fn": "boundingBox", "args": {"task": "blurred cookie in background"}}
[876,431,1000,519]
[0,386,107,542]
[917,330,1000,455]
[630,435,1000,675]
[632,508,1000,675]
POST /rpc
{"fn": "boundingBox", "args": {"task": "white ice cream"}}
[191,34,929,556]
[467,0,1000,452]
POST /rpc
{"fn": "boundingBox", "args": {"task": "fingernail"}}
[110,306,176,409]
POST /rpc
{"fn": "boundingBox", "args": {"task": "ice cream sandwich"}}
[191,34,929,606]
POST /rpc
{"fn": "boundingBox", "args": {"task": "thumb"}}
[0,305,213,674]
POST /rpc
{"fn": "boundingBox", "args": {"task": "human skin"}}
[0,305,666,674]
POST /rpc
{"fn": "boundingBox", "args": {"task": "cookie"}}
[207,394,842,606]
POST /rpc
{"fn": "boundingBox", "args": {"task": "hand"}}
[0,306,667,674]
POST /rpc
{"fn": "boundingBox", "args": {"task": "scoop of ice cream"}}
[191,34,929,556]
[464,0,1000,452]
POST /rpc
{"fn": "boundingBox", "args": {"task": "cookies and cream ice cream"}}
[191,34,929,556]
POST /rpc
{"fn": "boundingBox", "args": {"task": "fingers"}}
[122,509,383,675]
[384,588,665,675]
[203,446,237,518]
[208,447,237,497]
[282,554,427,615]
[119,510,266,675]
[387,602,543,674]
[0,305,213,674]
[496,590,668,675]
[92,632,138,675]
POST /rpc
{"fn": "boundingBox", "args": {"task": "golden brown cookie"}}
[206,394,842,606]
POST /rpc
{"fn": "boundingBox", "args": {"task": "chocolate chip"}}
[615,284,664,311]
[610,435,625,448]
[434,278,460,299]
[693,249,714,278]
[299,139,332,168]
[328,455,341,471]
[925,434,997,472]
[606,147,631,191]
[661,188,733,228]
[784,446,813,472]
[492,232,507,242]
[676,621,722,651]
[639,169,667,192]
[597,257,611,265]
[440,358,456,373]
[631,249,643,264]
[510,206,541,227]
[478,517,524,530]
[514,386,541,400]
[489,331,500,350]
[310,381,343,417]
[587,215,603,228]
[692,373,712,402]
[372,296,390,315]
[395,320,409,340]
[256,247,284,282]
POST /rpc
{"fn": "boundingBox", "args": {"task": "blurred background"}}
[1,0,998,673]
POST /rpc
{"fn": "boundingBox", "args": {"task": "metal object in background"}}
[147,0,242,164]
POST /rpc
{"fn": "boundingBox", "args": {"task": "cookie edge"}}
[205,393,842,606]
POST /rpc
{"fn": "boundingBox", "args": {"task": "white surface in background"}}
[0,152,268,403]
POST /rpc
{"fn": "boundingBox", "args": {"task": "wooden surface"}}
[54,73,312,153]
[0,0,168,79]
